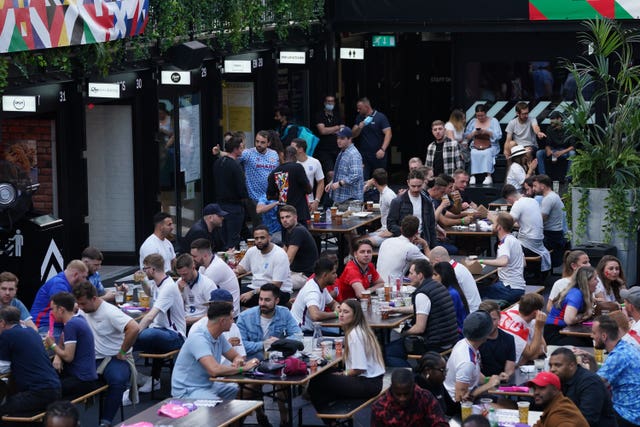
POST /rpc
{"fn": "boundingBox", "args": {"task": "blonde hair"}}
[341,300,384,368]
[448,109,465,132]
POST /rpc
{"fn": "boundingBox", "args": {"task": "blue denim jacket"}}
[236,306,302,358]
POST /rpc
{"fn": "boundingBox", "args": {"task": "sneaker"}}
[138,376,161,393]
[482,175,493,185]
[136,372,150,387]
[469,176,476,185]
[121,389,138,406]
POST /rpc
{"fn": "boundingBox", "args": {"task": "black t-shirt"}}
[314,110,341,154]
[545,125,574,151]
[283,224,319,275]
[266,162,312,223]
[478,329,516,376]
[213,156,248,203]
[433,142,445,176]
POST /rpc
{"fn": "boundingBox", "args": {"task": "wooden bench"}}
[1,384,109,424]
[138,349,180,399]
[407,347,452,361]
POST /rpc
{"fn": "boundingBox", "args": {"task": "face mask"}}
[325,104,334,111]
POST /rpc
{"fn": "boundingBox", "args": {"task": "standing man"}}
[290,257,339,333]
[548,347,617,427]
[0,271,36,330]
[526,371,589,427]
[239,130,280,203]
[213,135,248,249]
[425,120,464,177]
[291,138,325,213]
[190,238,241,318]
[478,213,526,305]
[274,105,297,147]
[174,253,217,327]
[30,260,88,337]
[266,146,312,225]
[73,281,140,426]
[532,174,566,267]
[387,169,437,250]
[385,259,458,366]
[139,212,175,273]
[314,94,343,176]
[504,101,546,158]
[178,203,229,254]
[45,292,99,397]
[234,225,292,307]
[135,253,186,392]
[0,306,61,417]
[351,97,392,179]
[279,205,319,290]
[325,127,364,205]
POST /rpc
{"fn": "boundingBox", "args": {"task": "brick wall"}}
[1,119,55,213]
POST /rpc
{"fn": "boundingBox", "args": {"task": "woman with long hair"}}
[446,109,469,167]
[433,262,469,336]
[415,352,456,416]
[307,299,385,410]
[463,104,502,185]
[546,250,591,312]
[334,239,384,301]
[505,145,537,192]
[595,255,627,303]
[544,266,597,346]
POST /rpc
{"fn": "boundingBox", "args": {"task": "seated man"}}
[45,292,99,398]
[134,253,186,392]
[175,253,217,327]
[73,281,140,425]
[178,203,229,254]
[30,260,88,338]
[0,271,36,330]
[279,205,319,290]
[171,301,259,400]
[370,368,449,427]
[526,371,588,427]
[499,293,547,365]
[81,246,114,302]
[0,306,61,416]
[385,259,458,367]
[477,300,516,380]
[236,284,302,361]
[428,246,481,312]
[290,257,339,334]
[448,169,477,215]
[478,213,526,305]
[549,347,617,427]
[376,215,429,282]
[235,225,293,307]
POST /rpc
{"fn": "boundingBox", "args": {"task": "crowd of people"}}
[1,97,639,427]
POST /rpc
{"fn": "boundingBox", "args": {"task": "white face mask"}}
[325,104,334,111]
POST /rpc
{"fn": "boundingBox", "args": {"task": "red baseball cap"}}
[526,371,561,390]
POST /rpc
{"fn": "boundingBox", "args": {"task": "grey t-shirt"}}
[540,191,564,231]
[506,117,538,148]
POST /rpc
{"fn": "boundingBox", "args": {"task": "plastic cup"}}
[139,294,149,308]
[360,299,369,311]
[594,348,604,364]
[115,291,124,304]
[534,359,545,372]
[334,214,342,225]
[461,402,473,421]
[309,358,318,373]
[320,341,333,360]
[313,211,321,222]
[517,401,530,423]
[334,338,343,358]
[247,238,255,247]
[480,398,492,417]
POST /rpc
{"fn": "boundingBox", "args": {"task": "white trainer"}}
[138,376,161,393]
[482,176,493,185]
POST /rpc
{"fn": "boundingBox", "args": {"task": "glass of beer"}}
[517,401,530,423]
[461,402,473,421]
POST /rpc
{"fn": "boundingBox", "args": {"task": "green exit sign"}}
[372,35,396,47]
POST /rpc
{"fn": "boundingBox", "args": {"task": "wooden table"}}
[560,323,592,337]
[452,255,498,283]
[445,226,495,256]
[211,357,342,425]
[449,408,541,426]
[308,213,381,269]
[115,398,263,426]
[321,309,412,345]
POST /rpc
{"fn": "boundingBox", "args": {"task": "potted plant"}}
[562,18,640,284]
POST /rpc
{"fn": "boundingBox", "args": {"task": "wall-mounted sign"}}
[88,83,120,99]
[279,51,306,64]
[224,60,252,73]
[161,71,191,85]
[339,48,364,60]
[372,35,396,47]
[2,95,37,112]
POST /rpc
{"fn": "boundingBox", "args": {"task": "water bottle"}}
[326,208,331,222]
[312,321,323,349]
[488,408,498,427]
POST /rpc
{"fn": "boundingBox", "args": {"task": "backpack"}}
[282,124,320,156]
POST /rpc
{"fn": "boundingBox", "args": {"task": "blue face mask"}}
[325,104,334,111]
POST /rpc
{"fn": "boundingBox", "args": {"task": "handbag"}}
[283,356,308,376]
[257,360,286,374]
[403,335,428,355]
[473,133,491,150]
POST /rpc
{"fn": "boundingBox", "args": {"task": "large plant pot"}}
[571,187,637,285]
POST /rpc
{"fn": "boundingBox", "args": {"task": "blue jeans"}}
[536,149,575,175]
[384,338,411,368]
[98,358,130,424]
[134,327,184,378]
[479,281,524,305]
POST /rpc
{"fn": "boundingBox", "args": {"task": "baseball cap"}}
[336,127,352,138]
[462,311,493,341]
[208,289,233,303]
[620,286,640,308]
[203,203,228,217]
[526,371,561,390]
[549,111,562,120]
[508,145,527,159]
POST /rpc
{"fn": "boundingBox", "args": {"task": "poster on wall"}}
[530,0,640,20]
[222,82,254,148]
[179,95,201,184]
